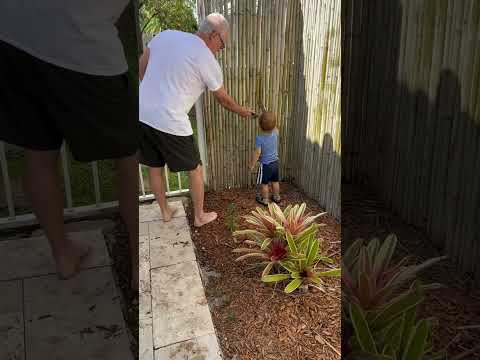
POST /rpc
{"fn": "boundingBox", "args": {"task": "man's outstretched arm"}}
[213,86,254,118]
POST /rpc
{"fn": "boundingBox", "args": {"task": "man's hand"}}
[238,106,255,118]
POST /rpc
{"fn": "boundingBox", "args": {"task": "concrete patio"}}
[139,200,222,360]
[0,224,133,360]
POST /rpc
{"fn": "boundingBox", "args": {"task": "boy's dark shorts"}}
[0,40,138,162]
[139,122,202,172]
[257,160,279,185]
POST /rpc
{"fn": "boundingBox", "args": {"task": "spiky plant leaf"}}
[261,262,274,278]
[350,302,377,352]
[262,274,291,283]
[284,279,302,293]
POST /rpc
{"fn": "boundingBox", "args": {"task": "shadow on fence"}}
[343,0,480,282]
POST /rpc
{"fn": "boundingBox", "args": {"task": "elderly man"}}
[139,13,253,227]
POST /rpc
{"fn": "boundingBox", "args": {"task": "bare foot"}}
[194,211,218,227]
[56,239,91,280]
[162,205,179,222]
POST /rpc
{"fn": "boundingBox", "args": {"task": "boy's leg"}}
[23,149,89,278]
[116,154,139,290]
[148,166,177,221]
[261,184,269,201]
[272,181,280,196]
[188,164,217,227]
[272,182,281,203]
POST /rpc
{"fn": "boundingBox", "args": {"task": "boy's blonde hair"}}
[259,112,276,132]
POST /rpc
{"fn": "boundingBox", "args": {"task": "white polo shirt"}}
[139,30,223,136]
[0,0,129,76]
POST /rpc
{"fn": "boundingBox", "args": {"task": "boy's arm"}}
[249,148,261,170]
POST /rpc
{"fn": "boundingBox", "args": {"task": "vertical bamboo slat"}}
[344,0,480,284]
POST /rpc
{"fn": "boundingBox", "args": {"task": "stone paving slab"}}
[149,217,196,269]
[140,200,185,223]
[24,267,132,360]
[140,201,222,359]
[0,230,111,281]
[139,321,154,360]
[0,280,24,360]
[155,333,222,360]
[151,261,215,348]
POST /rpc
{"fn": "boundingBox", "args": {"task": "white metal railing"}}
[0,142,114,229]
[138,164,190,202]
[1,99,206,230]
[0,141,192,229]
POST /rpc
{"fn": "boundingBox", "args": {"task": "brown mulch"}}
[185,183,341,360]
[104,218,138,360]
[342,184,480,358]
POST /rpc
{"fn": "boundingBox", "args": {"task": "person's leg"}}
[116,154,139,290]
[148,166,178,221]
[261,184,269,201]
[272,182,280,196]
[272,182,281,203]
[188,165,217,227]
[23,149,89,278]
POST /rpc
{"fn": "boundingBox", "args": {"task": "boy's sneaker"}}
[255,194,268,206]
[272,194,281,204]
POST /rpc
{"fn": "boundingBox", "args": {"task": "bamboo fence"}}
[343,0,480,283]
[197,0,341,219]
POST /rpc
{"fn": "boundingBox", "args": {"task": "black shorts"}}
[139,122,201,172]
[0,40,138,162]
[257,160,279,185]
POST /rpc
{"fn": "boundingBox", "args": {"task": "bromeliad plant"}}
[347,282,444,359]
[233,203,340,293]
[342,234,446,359]
[342,234,445,311]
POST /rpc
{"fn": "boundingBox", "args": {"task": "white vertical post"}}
[139,165,146,196]
[0,141,15,219]
[195,99,208,185]
[165,166,171,193]
[177,172,182,190]
[91,161,101,206]
[195,0,208,186]
[60,143,73,210]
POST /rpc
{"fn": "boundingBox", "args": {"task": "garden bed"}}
[185,183,341,360]
[342,184,480,358]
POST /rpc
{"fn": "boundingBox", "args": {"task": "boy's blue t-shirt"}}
[255,129,279,165]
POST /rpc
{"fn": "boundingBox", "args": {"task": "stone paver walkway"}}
[139,200,222,360]
[0,225,132,360]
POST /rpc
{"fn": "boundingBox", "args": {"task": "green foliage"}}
[342,235,446,359]
[225,202,238,233]
[232,203,340,294]
[140,0,198,35]
[342,234,445,312]
[347,283,444,359]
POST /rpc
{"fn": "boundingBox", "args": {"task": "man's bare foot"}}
[56,239,91,280]
[194,211,218,227]
[162,205,178,222]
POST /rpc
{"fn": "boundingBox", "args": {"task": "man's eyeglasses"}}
[216,32,225,50]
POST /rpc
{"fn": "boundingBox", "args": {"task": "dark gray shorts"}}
[139,122,201,172]
[257,160,279,185]
[0,40,138,162]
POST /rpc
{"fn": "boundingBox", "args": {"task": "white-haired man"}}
[139,13,254,227]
